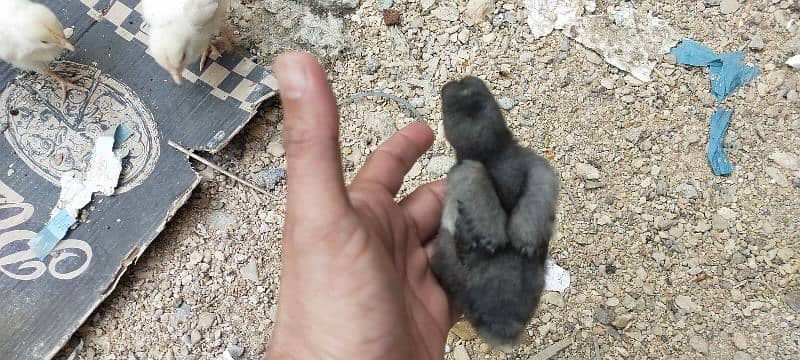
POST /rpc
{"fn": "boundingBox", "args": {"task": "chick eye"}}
[41,40,48,44]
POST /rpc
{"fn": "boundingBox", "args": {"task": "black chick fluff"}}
[432,76,559,345]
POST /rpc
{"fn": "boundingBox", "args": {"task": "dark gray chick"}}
[432,76,559,345]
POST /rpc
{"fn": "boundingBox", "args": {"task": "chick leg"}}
[447,160,508,253]
[507,158,559,257]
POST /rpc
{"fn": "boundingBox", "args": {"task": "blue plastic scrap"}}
[28,209,77,260]
[671,39,761,103]
[707,109,734,176]
[670,39,760,176]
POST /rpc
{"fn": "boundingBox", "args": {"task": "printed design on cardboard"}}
[0,180,92,281]
[1,61,160,194]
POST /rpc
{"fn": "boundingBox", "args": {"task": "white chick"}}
[0,0,76,102]
[143,0,231,84]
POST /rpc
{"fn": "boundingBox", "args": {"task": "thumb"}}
[274,52,350,223]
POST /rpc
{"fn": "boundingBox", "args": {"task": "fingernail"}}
[276,54,307,100]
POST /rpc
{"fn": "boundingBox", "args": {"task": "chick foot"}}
[216,25,237,53]
[199,26,237,72]
[199,44,221,72]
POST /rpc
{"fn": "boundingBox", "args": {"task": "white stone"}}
[576,163,600,179]
[787,54,800,69]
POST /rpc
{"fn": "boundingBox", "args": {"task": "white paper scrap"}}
[544,259,570,292]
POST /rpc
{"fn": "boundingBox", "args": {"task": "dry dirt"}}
[58,0,799,359]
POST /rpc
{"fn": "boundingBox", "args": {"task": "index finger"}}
[274,52,350,219]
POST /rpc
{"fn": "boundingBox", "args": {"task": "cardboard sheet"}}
[0,1,277,358]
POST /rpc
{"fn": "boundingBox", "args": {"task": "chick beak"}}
[170,68,183,85]
[52,32,74,51]
[61,40,75,52]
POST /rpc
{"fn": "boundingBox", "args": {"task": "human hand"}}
[265,52,456,359]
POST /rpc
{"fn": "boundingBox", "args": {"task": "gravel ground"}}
[57,0,799,359]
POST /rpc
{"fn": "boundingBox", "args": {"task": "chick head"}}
[441,76,513,161]
[26,3,74,52]
[148,28,202,85]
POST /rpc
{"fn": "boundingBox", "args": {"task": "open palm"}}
[266,52,455,359]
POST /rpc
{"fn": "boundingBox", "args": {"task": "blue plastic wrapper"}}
[707,109,734,176]
[671,39,760,103]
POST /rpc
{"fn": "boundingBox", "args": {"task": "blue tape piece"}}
[671,39,760,176]
[114,124,133,147]
[27,209,77,260]
[709,51,760,103]
[671,39,760,103]
[707,109,734,176]
[671,39,719,67]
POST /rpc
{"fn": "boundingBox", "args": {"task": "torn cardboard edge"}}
[202,94,279,154]
[168,140,280,199]
[42,175,202,360]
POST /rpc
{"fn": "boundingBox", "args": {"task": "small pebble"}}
[190,330,201,345]
[463,0,494,25]
[541,292,565,307]
[689,335,709,354]
[576,163,600,180]
[594,308,613,324]
[181,334,193,348]
[431,6,459,22]
[498,97,515,110]
[197,312,215,330]
[611,313,633,329]
[453,345,470,360]
[747,34,764,51]
[376,0,393,10]
[241,260,259,283]
[250,168,286,191]
[785,291,800,313]
[267,141,285,157]
[765,167,790,187]
[675,295,700,313]
[170,304,191,328]
[224,344,245,359]
[382,9,402,26]
[712,214,731,230]
[624,128,642,143]
[584,179,605,189]
[719,0,740,14]
[769,152,800,171]
[732,331,748,350]
[365,58,380,74]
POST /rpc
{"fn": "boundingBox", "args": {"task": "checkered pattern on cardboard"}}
[77,0,278,113]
